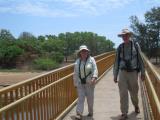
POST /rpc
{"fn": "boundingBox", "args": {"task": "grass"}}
[0,68,45,73]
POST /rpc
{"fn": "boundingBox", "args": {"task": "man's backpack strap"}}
[117,43,123,70]
[133,41,140,72]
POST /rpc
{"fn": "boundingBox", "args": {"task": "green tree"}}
[130,7,160,62]
[0,43,23,68]
[145,7,160,62]
[17,32,41,64]
[38,35,46,42]
[130,16,148,54]
[0,29,15,41]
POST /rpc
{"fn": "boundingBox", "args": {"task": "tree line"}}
[130,6,160,63]
[0,30,114,70]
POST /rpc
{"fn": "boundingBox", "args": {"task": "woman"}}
[73,45,98,119]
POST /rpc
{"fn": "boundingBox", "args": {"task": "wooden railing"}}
[0,65,74,108]
[0,51,115,120]
[141,53,160,120]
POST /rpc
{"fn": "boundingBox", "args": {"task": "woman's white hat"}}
[118,28,132,37]
[77,45,89,56]
[78,45,89,52]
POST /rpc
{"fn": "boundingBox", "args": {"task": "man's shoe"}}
[87,113,93,117]
[119,114,128,120]
[75,114,82,120]
[135,106,140,113]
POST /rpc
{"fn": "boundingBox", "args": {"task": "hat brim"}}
[118,32,132,37]
[77,48,89,56]
[78,48,89,53]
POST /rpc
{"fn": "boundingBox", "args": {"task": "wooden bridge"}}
[0,51,159,120]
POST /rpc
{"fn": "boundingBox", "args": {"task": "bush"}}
[51,52,64,63]
[0,44,24,68]
[33,58,59,70]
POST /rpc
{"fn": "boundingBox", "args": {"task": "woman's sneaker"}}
[75,114,82,120]
[135,106,140,113]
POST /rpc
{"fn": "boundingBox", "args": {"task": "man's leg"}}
[118,70,129,114]
[128,71,139,113]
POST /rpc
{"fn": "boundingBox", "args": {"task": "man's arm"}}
[113,46,121,83]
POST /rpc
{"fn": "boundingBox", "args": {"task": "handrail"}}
[0,73,73,113]
[142,53,160,101]
[0,64,74,108]
[145,71,160,120]
[141,53,160,120]
[142,53,160,80]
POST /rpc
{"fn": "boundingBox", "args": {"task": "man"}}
[113,28,145,120]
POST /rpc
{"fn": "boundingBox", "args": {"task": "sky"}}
[0,0,160,47]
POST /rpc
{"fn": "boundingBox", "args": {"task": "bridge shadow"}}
[70,115,95,120]
[110,111,140,120]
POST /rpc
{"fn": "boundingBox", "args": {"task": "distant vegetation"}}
[0,30,114,70]
[130,6,160,63]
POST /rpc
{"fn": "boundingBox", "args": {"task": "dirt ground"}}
[0,72,46,89]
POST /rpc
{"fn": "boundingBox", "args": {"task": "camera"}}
[124,60,133,72]
[81,78,86,84]
[125,60,132,69]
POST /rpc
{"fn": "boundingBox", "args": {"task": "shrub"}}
[0,44,24,68]
[51,52,64,63]
[33,58,59,70]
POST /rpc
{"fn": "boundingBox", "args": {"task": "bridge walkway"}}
[63,69,144,120]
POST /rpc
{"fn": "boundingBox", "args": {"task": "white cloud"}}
[0,0,77,17]
[0,0,153,17]
[146,0,160,4]
[0,6,11,12]
[58,0,134,15]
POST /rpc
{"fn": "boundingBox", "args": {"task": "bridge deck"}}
[63,69,144,120]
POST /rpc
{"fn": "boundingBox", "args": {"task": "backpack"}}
[117,41,140,72]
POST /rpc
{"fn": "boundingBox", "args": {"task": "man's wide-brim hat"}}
[118,28,132,37]
[77,45,89,55]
